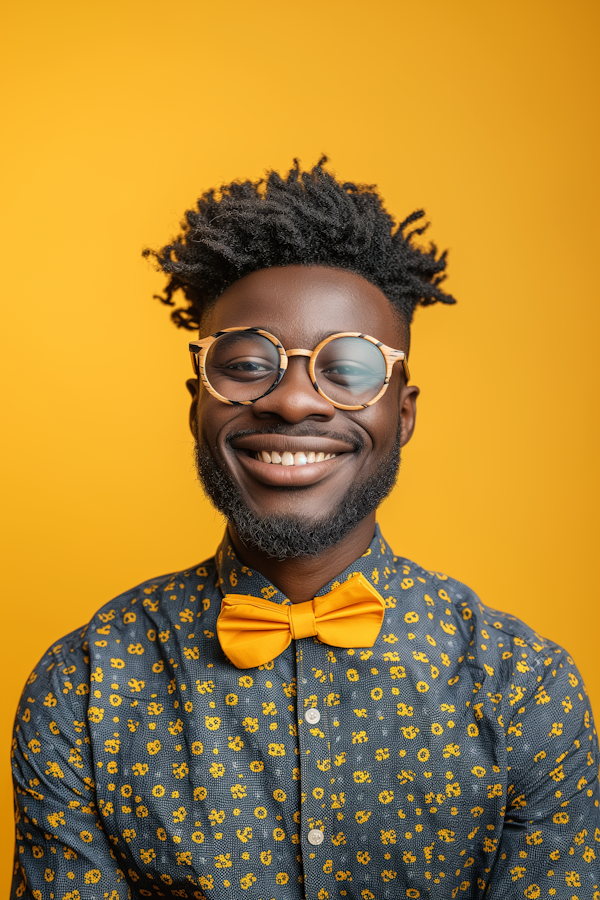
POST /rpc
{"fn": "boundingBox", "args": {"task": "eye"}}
[218,357,277,380]
[224,359,272,372]
[206,332,281,384]
[321,359,380,385]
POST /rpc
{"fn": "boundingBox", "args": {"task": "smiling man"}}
[12,160,599,898]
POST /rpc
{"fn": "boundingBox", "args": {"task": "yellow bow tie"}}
[217,573,386,669]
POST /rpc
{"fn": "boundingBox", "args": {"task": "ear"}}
[186,378,199,438]
[399,384,419,447]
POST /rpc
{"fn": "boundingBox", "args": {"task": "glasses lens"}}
[205,331,281,402]
[314,336,386,406]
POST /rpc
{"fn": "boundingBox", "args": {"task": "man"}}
[12,160,599,898]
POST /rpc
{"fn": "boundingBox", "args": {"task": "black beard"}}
[194,425,402,560]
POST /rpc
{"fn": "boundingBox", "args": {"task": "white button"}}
[304,708,321,725]
[307,829,324,846]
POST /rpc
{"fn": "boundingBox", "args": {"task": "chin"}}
[194,432,401,559]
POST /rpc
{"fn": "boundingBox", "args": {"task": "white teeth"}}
[255,450,337,466]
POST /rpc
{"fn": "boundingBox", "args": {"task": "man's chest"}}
[92,636,508,899]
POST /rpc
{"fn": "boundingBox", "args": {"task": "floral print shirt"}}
[11,526,600,899]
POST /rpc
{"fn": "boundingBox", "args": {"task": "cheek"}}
[196,393,223,445]
[357,395,401,452]
[196,394,248,449]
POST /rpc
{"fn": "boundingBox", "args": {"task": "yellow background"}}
[2,0,598,885]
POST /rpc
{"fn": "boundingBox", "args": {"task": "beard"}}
[194,423,402,560]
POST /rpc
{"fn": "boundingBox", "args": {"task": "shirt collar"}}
[215,524,397,605]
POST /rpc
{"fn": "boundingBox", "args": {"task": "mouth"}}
[228,434,356,487]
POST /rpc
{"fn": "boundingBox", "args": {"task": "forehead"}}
[203,265,408,348]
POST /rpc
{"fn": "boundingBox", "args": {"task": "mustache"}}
[224,424,365,453]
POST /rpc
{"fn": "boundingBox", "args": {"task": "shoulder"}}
[87,558,218,630]
[16,556,218,718]
[390,555,577,686]
[387,557,595,764]
[439,568,575,686]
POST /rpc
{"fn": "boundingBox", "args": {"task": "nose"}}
[251,357,335,423]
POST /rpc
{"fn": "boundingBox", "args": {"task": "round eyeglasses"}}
[189,327,410,411]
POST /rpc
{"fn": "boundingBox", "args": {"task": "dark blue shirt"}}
[12,527,600,898]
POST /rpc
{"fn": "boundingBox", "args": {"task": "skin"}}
[187,265,419,602]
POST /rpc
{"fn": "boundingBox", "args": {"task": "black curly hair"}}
[143,157,455,330]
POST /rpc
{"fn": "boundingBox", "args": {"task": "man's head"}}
[145,159,455,559]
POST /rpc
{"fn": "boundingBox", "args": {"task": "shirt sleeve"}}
[486,646,600,896]
[11,632,131,900]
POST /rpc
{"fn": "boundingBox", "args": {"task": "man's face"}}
[188,265,419,556]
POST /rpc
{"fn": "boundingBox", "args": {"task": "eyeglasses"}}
[189,327,410,411]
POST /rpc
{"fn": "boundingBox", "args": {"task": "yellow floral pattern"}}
[11,526,600,898]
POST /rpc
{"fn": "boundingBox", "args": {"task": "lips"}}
[230,434,354,455]
[229,434,355,487]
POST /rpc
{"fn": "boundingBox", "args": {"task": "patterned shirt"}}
[11,526,600,899]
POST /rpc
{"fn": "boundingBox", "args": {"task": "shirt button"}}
[304,708,321,725]
[307,829,324,846]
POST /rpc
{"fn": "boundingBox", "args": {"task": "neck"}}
[227,513,377,602]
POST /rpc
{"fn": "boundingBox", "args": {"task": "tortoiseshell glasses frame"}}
[189,326,410,411]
